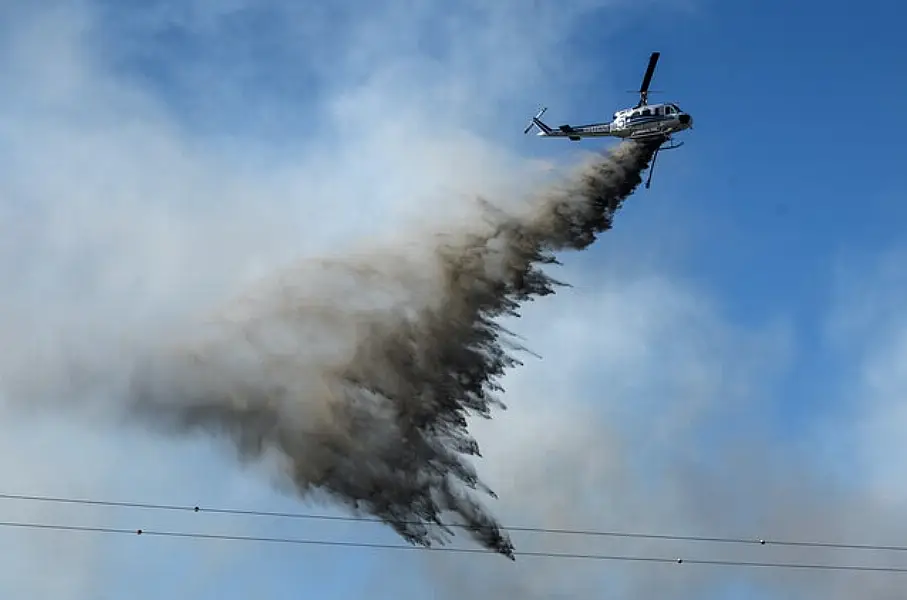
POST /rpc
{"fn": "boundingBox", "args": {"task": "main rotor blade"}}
[639,52,660,94]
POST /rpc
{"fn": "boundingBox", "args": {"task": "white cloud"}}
[822,247,907,502]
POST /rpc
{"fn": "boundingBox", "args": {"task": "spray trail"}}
[126,139,660,559]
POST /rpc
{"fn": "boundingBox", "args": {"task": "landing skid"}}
[644,139,683,189]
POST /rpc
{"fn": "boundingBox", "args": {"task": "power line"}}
[2,491,907,554]
[2,519,907,573]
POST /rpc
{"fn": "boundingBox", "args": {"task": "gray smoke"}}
[119,139,660,558]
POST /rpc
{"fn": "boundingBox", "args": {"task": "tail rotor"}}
[523,107,548,134]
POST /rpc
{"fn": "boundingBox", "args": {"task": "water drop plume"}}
[124,139,660,559]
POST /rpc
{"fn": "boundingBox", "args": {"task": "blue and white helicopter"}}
[523,52,693,188]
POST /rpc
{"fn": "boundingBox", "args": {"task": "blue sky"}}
[1,0,907,598]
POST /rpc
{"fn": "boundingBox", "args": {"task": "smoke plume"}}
[109,139,659,558]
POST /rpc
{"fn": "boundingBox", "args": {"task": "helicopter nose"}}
[679,113,691,126]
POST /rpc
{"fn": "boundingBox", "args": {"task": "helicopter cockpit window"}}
[642,109,651,116]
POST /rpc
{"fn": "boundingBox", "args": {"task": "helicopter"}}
[522,52,692,188]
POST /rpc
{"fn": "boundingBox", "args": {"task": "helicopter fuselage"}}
[533,102,692,141]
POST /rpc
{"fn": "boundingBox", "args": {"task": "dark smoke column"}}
[126,139,661,561]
